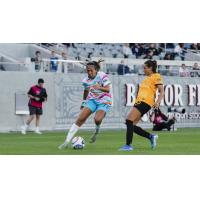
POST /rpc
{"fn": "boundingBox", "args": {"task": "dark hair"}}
[144,60,157,73]
[86,59,104,72]
[35,51,40,54]
[38,78,44,84]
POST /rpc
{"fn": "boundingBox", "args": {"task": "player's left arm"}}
[80,89,89,109]
[92,84,110,93]
[92,74,111,93]
[153,84,164,109]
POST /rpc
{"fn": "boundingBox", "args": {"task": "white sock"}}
[65,123,80,143]
[24,123,29,130]
[36,126,39,131]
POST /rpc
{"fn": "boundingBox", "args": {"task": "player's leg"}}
[119,107,141,150]
[90,109,106,143]
[166,119,175,131]
[35,115,42,134]
[35,107,43,134]
[21,106,35,134]
[90,103,110,143]
[152,124,163,131]
[131,103,158,149]
[120,102,157,150]
[58,104,94,149]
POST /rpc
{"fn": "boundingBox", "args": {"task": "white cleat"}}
[35,130,42,135]
[21,126,27,135]
[58,141,69,150]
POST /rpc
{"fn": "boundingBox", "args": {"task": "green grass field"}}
[0,128,200,155]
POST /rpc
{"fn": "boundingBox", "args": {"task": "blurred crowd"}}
[40,43,200,61]
[28,43,200,77]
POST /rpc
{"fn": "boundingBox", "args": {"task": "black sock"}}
[126,120,134,145]
[133,125,151,139]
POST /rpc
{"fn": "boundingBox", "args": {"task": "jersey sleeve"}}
[41,88,48,98]
[100,73,111,86]
[154,73,163,85]
[27,86,34,96]
[82,78,90,90]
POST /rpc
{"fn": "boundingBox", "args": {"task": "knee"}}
[94,116,103,125]
[126,119,133,126]
[76,117,86,126]
[125,119,134,130]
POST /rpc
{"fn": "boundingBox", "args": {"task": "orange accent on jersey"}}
[135,73,163,107]
[104,102,112,105]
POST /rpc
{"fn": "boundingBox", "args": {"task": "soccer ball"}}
[71,136,85,149]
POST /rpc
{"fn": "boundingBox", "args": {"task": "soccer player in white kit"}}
[58,60,112,149]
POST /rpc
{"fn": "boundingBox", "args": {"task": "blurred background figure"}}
[50,50,58,72]
[61,52,67,73]
[34,50,42,72]
[122,43,133,58]
[117,60,130,75]
[150,108,175,131]
[179,63,190,77]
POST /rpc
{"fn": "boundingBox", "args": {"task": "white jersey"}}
[82,72,112,105]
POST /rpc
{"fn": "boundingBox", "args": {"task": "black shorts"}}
[134,101,151,116]
[29,105,43,115]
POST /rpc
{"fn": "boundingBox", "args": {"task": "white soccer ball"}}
[71,136,85,149]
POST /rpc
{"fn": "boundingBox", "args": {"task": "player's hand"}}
[153,102,160,109]
[92,84,101,90]
[80,101,86,110]
[34,97,40,101]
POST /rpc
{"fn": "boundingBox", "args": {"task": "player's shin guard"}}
[133,125,151,139]
[126,120,134,145]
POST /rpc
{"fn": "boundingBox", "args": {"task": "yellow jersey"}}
[135,73,163,107]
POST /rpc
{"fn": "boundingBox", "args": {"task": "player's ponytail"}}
[144,60,157,73]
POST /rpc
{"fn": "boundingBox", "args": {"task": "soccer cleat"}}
[89,128,100,143]
[21,126,27,135]
[35,130,42,135]
[89,134,97,143]
[118,145,133,151]
[150,134,158,150]
[89,132,99,143]
[58,141,69,150]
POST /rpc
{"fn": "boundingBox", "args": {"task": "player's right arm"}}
[81,78,90,109]
[80,89,89,109]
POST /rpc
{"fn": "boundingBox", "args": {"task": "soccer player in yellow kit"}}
[119,60,164,151]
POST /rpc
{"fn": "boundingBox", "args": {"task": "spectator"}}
[146,43,160,56]
[117,60,130,75]
[150,108,175,131]
[179,64,190,77]
[192,62,200,70]
[144,51,153,59]
[0,65,6,71]
[50,50,59,72]
[190,43,198,50]
[174,43,185,60]
[163,53,173,75]
[190,62,200,77]
[34,51,42,71]
[61,52,67,73]
[122,43,133,58]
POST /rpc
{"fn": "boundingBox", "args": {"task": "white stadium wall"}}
[0,71,200,132]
